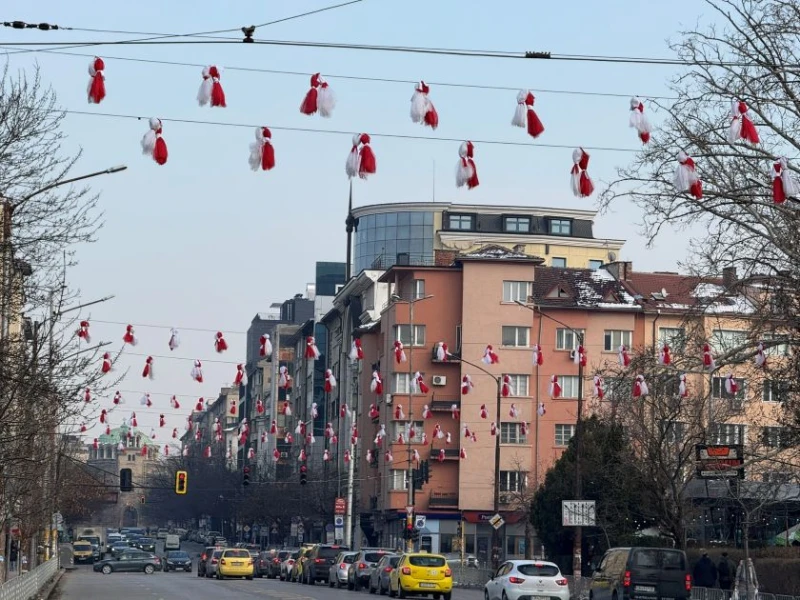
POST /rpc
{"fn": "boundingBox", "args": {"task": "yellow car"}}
[216,548,254,580]
[291,547,310,582]
[72,540,95,564]
[389,552,452,600]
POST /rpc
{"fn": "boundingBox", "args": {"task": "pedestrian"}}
[692,550,718,588]
[9,541,18,572]
[717,552,734,592]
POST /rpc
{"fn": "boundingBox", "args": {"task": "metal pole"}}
[572,331,585,580]
[492,376,502,570]
[406,300,415,552]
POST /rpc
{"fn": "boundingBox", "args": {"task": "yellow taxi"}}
[72,540,95,564]
[216,548,254,580]
[291,545,316,582]
[389,552,452,600]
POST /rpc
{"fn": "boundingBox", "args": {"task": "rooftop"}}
[624,271,755,314]
[532,266,640,310]
[352,200,599,220]
[95,426,159,447]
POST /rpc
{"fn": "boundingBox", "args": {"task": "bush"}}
[686,548,800,595]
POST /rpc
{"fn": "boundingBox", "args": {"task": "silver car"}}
[328,551,357,588]
[369,554,400,594]
[204,549,223,578]
[348,548,395,590]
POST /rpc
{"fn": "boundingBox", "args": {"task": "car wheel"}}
[144,565,155,575]
[443,594,451,600]
[379,582,387,596]
[370,583,377,594]
[348,580,355,591]
[102,565,112,575]
[279,575,285,581]
[216,572,222,580]
[246,576,253,581]
[354,579,361,591]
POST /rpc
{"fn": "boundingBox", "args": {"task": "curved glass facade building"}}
[353,208,434,273]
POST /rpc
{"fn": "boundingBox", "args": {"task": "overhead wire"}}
[90,319,248,335]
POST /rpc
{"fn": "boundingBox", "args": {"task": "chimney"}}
[722,266,737,289]
[603,261,633,281]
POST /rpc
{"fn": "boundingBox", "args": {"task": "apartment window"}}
[604,330,633,351]
[712,376,746,400]
[557,375,581,399]
[390,469,408,490]
[555,424,575,446]
[412,279,426,299]
[549,219,572,236]
[762,380,789,403]
[502,281,532,303]
[555,328,585,351]
[504,216,531,233]
[763,333,790,357]
[455,325,462,352]
[708,423,745,445]
[393,373,411,394]
[504,374,529,396]
[761,426,790,448]
[659,327,687,353]
[588,260,603,270]
[711,329,748,353]
[394,324,426,346]
[502,326,530,347]
[500,422,527,444]
[551,257,567,268]
[499,471,527,493]
[661,420,686,444]
[447,214,474,230]
[392,421,425,442]
[127,454,136,462]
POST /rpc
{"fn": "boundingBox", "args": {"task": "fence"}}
[0,558,58,600]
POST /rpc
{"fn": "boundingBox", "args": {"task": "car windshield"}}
[167,551,189,559]
[73,542,91,548]
[517,564,560,577]
[409,556,446,567]
[389,556,401,567]
[223,550,250,558]
[112,542,128,547]
[364,551,389,563]
[341,554,357,563]
[289,551,300,559]
[139,538,154,544]
[318,547,343,559]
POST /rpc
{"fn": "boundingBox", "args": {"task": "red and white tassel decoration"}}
[412,372,429,394]
[438,448,445,462]
[142,356,154,379]
[311,402,319,419]
[521,422,529,436]
[628,97,651,144]
[272,448,280,462]
[214,331,228,353]
[366,449,373,464]
[270,420,277,434]
[728,99,759,145]
[113,391,123,405]
[234,364,247,386]
[159,414,166,427]
[170,395,180,409]
[77,320,91,343]
[593,375,604,400]
[349,339,364,361]
[490,422,497,436]
[99,410,107,424]
[501,375,514,397]
[141,118,168,165]
[456,141,480,189]
[679,374,688,398]
[772,157,800,204]
[461,374,474,395]
[422,404,432,419]
[123,324,137,346]
[204,446,212,459]
[394,404,405,420]
[370,371,383,395]
[299,73,335,117]
[509,403,520,419]
[279,366,291,389]
[482,345,499,365]
[755,342,767,368]
[394,340,406,363]
[83,388,92,403]
[618,345,631,368]
[343,450,351,463]
[141,393,152,408]
[573,345,587,367]
[451,403,460,420]
[384,450,394,463]
[410,81,439,129]
[306,336,320,360]
[131,412,138,428]
[532,344,543,366]
[345,133,377,180]
[324,369,337,393]
[93,438,99,450]
[511,90,544,138]
[412,449,420,463]
[659,344,671,366]
[549,375,562,399]
[570,147,594,198]
[80,423,87,433]
[195,397,204,412]
[460,447,467,460]
[168,327,180,351]
[323,449,331,462]
[197,66,226,108]
[248,448,256,460]
[436,342,448,361]
[537,402,546,416]
[101,352,112,373]
[248,127,276,172]
[259,334,273,357]
[673,151,703,199]
[172,428,178,439]
[725,374,739,395]
[87,57,106,104]
[191,360,204,383]
[480,404,488,419]
[703,343,716,370]
[633,375,649,398]
[256,399,264,414]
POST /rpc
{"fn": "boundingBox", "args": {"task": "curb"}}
[36,568,65,600]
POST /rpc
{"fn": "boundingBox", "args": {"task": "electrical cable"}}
[64,109,640,153]
[90,319,247,335]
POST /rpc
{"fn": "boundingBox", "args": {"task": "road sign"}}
[406,506,414,517]
[334,516,344,527]
[335,497,346,515]
[244,526,251,533]
[488,514,505,530]
[562,500,596,527]
[695,444,744,479]
[415,516,427,529]
[297,524,305,535]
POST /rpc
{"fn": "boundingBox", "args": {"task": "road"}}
[56,541,485,600]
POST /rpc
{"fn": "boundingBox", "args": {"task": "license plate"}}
[428,570,438,576]
[419,582,436,588]
[232,562,243,566]
[635,585,656,593]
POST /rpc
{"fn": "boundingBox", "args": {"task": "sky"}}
[1,0,721,444]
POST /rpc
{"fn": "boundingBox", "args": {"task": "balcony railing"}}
[370,253,436,270]
[431,345,461,363]
[431,397,460,412]
[429,491,459,507]
[442,448,460,460]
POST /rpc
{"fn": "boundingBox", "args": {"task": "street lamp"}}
[516,300,585,579]
[389,292,433,552]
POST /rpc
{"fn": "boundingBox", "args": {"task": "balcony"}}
[442,448,460,460]
[430,396,460,412]
[431,345,461,363]
[429,491,459,508]
[370,253,436,270]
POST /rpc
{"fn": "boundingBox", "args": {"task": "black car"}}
[303,544,350,584]
[164,550,192,572]
[590,547,691,600]
[137,538,156,553]
[93,550,162,574]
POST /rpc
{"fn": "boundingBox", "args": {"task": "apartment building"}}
[180,386,241,470]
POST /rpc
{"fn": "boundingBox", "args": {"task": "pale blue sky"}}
[2,0,717,440]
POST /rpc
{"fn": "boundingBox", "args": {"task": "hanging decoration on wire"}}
[299,73,336,118]
[248,127,276,172]
[511,90,544,139]
[628,97,651,144]
[570,147,594,198]
[345,134,377,180]
[456,141,479,190]
[141,118,168,166]
[87,57,106,104]
[197,66,226,108]
[410,81,439,130]
[673,151,703,199]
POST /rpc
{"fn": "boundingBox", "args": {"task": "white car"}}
[484,560,570,600]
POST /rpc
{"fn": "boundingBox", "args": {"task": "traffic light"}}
[175,470,188,495]
[140,495,145,504]
[299,464,308,485]
[243,466,250,487]
[411,528,420,543]
[421,459,430,484]
[119,468,133,492]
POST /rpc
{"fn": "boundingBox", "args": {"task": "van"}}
[589,547,691,600]
[164,534,181,551]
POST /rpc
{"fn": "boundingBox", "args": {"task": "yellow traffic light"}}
[175,470,188,495]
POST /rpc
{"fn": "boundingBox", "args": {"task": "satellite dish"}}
[607,251,617,262]
[661,287,669,298]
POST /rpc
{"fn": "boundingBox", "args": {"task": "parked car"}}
[589,547,691,600]
[256,550,280,578]
[281,550,301,581]
[72,540,95,564]
[485,560,569,600]
[93,550,162,574]
[203,549,224,578]
[389,552,452,600]
[217,548,254,580]
[197,546,221,578]
[290,547,311,582]
[328,551,358,588]
[303,544,350,584]
[163,550,193,572]
[349,548,394,590]
[369,554,400,594]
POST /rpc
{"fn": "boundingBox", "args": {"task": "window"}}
[389,470,408,490]
[455,325,462,352]
[659,327,687,353]
[501,326,530,347]
[549,219,572,235]
[711,329,748,353]
[712,376,746,400]
[551,257,567,268]
[556,328,585,351]
[661,420,686,444]
[763,380,789,403]
[555,424,575,446]
[502,281,532,303]
[588,260,603,270]
[412,279,426,299]
[604,330,632,351]
[500,423,527,444]
[392,421,424,442]
[504,216,531,233]
[761,426,790,448]
[447,214,474,230]
[394,324,426,346]
[499,471,526,492]
[393,373,411,394]
[708,423,745,445]
[557,375,581,399]
[504,374,529,396]
[763,333,790,357]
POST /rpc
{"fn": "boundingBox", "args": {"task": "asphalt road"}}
[56,541,485,600]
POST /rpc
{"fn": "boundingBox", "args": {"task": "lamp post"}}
[516,300,585,579]
[444,351,503,571]
[389,292,433,552]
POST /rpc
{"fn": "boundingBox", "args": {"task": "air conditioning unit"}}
[499,493,513,505]
[385,393,393,405]
[431,375,447,386]
[568,349,577,360]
